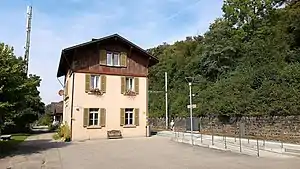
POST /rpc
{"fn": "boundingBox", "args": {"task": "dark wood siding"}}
[71,41,149,77]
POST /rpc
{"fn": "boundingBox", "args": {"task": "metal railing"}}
[151,116,300,158]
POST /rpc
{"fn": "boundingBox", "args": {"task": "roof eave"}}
[56,34,159,77]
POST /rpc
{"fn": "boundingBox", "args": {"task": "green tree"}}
[148,1,300,118]
[0,43,44,133]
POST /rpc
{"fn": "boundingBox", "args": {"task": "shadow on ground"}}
[151,131,158,136]
[0,134,70,159]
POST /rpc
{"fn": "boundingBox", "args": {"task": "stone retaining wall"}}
[149,116,300,144]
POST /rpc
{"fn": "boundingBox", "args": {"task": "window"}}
[125,108,134,125]
[89,108,99,126]
[113,53,120,66]
[107,52,113,66]
[91,75,100,89]
[106,51,120,66]
[126,77,134,91]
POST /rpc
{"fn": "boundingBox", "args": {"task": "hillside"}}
[148,0,300,118]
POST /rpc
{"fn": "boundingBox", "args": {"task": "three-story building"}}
[56,34,158,141]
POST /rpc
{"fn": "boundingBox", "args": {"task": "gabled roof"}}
[57,34,159,77]
[50,101,63,114]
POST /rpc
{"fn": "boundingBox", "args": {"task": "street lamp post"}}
[186,77,195,145]
[185,75,203,146]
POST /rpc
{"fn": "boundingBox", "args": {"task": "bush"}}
[48,124,59,132]
[52,133,60,140]
[37,113,52,126]
[55,122,71,142]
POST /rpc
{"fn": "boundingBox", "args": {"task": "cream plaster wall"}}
[64,72,148,141]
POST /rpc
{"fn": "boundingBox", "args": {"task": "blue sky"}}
[0,0,223,105]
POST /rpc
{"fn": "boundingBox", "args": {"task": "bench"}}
[107,130,122,139]
[0,135,12,141]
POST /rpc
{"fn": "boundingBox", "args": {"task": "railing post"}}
[200,117,203,144]
[239,122,242,152]
[201,132,203,144]
[211,123,214,146]
[225,135,227,149]
[257,139,260,157]
[235,123,237,142]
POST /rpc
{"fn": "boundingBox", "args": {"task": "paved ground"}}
[1,133,300,169]
[0,133,65,169]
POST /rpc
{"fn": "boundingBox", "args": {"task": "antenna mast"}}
[24,5,32,75]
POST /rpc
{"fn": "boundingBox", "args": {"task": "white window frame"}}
[107,52,113,66]
[89,108,99,126]
[106,51,120,66]
[126,77,134,91]
[125,108,134,125]
[90,75,101,90]
[113,52,120,66]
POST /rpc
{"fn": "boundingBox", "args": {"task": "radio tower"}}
[24,6,32,75]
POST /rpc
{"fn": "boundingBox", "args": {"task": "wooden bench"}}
[107,130,122,139]
[0,135,12,141]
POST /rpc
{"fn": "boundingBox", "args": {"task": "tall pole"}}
[24,5,32,75]
[189,82,193,145]
[165,72,168,129]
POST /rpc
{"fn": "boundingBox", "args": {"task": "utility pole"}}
[188,82,193,145]
[148,72,168,129]
[165,72,168,129]
[24,5,33,75]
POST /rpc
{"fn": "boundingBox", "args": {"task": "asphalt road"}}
[2,134,300,169]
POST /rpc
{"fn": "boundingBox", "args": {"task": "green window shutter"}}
[83,108,89,127]
[134,77,139,94]
[99,50,107,65]
[101,75,106,93]
[85,74,91,92]
[121,76,126,94]
[100,108,106,127]
[134,108,139,126]
[120,108,125,126]
[120,52,127,67]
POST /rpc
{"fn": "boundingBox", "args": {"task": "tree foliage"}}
[0,43,44,133]
[148,1,300,118]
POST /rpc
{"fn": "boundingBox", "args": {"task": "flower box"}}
[124,90,137,96]
[89,88,104,95]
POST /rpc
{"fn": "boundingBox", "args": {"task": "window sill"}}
[123,91,137,96]
[86,126,102,129]
[87,91,105,95]
[100,64,126,68]
[123,125,137,128]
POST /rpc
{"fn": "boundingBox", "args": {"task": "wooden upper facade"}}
[57,34,159,78]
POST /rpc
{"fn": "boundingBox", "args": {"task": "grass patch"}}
[0,133,30,157]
